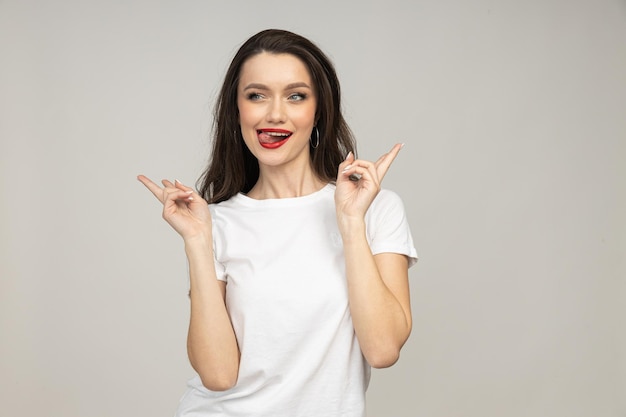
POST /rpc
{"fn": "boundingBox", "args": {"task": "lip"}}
[257,128,292,149]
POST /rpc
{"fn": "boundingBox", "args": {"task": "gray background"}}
[1,0,625,416]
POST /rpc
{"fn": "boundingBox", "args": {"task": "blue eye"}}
[289,93,307,101]
[247,92,263,100]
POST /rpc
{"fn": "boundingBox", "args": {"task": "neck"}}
[246,164,327,199]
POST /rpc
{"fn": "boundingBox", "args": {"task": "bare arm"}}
[340,222,411,368]
[185,235,240,391]
[334,144,412,368]
[137,176,240,390]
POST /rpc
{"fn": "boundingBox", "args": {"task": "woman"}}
[138,29,417,417]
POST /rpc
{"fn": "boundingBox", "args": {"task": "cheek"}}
[238,102,265,127]
[300,103,317,125]
[307,106,317,125]
[304,98,317,121]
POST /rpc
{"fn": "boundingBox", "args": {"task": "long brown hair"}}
[197,29,356,204]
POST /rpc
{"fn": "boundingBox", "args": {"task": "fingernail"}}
[185,190,193,194]
[175,179,181,184]
[345,151,352,160]
[400,143,405,148]
[342,164,352,172]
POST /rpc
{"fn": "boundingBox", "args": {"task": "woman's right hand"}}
[139,175,239,389]
[137,175,212,242]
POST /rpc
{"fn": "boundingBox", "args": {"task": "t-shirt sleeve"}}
[365,189,418,268]
[213,244,227,282]
[209,205,228,282]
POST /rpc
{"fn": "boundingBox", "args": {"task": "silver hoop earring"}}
[310,126,320,149]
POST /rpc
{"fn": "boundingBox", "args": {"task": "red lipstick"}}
[257,128,292,149]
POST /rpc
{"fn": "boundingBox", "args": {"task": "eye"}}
[288,92,307,101]
[247,92,264,101]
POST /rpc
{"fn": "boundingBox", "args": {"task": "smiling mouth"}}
[257,129,292,149]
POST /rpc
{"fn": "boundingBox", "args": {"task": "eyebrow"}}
[242,82,312,91]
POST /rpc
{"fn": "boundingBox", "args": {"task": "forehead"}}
[238,52,313,87]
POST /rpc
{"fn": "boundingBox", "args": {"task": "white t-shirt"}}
[175,183,417,417]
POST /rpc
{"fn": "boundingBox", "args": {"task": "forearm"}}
[341,219,411,368]
[185,237,240,391]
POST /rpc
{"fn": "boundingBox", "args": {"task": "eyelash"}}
[288,93,307,101]
[247,92,263,101]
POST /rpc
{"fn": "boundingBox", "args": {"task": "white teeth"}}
[264,131,290,137]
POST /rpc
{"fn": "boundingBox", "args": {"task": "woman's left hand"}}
[335,143,404,224]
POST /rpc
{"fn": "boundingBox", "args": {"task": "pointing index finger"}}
[137,174,166,203]
[375,143,404,179]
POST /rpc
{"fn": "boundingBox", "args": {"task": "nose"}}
[266,99,286,124]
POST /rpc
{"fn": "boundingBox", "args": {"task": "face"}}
[237,52,317,173]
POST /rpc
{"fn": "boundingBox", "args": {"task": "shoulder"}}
[208,195,245,233]
[375,188,403,204]
[365,188,418,266]
[368,188,406,217]
[365,188,410,235]
[208,193,243,213]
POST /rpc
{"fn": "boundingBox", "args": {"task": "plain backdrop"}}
[1,1,625,416]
